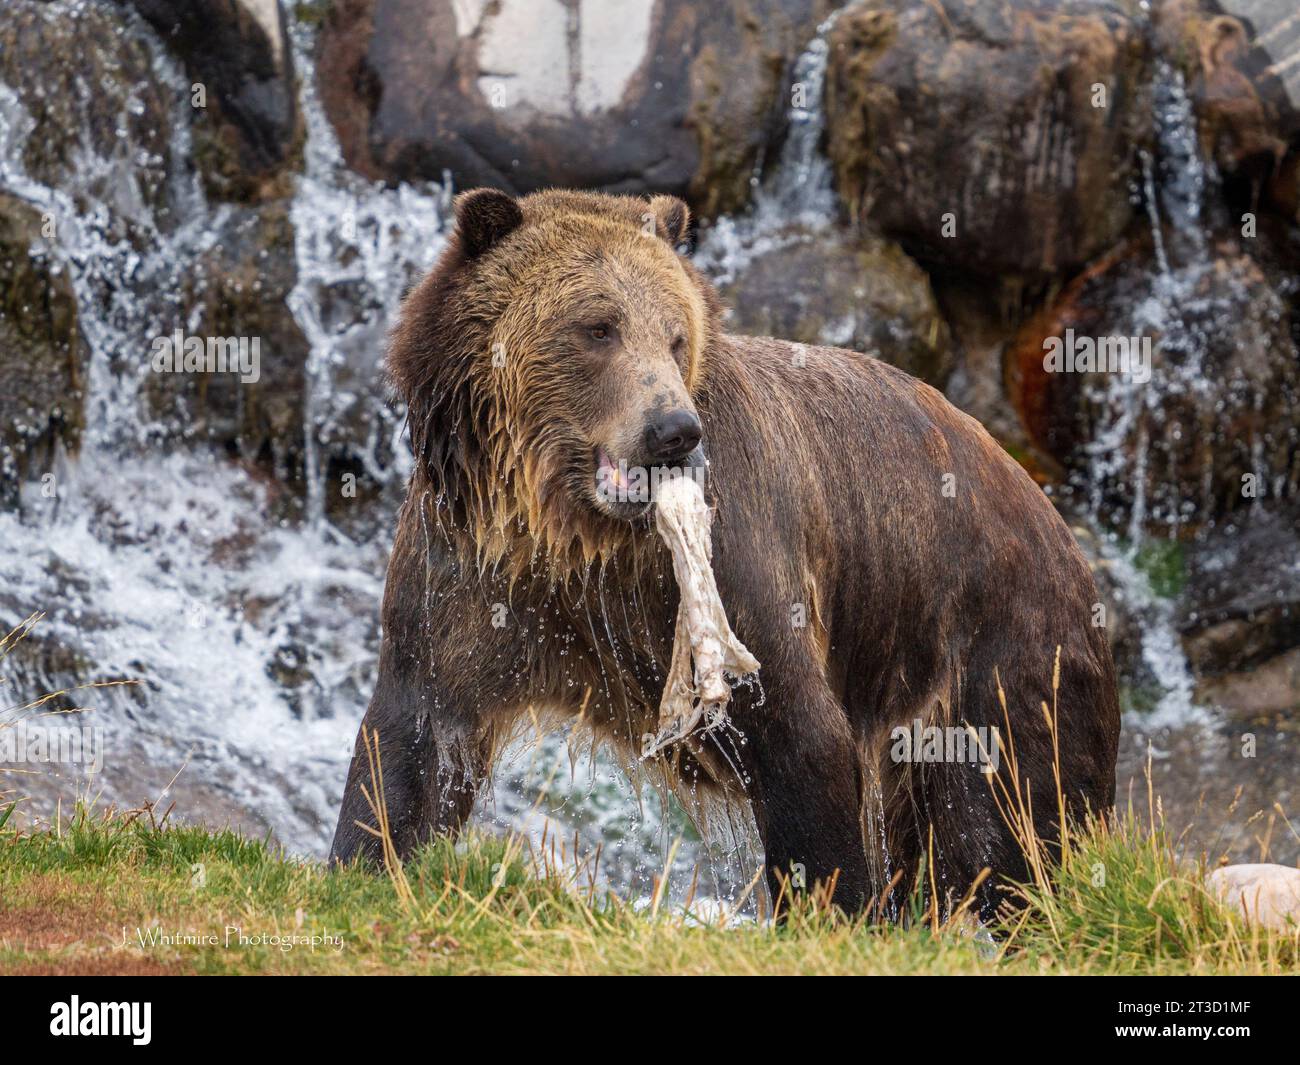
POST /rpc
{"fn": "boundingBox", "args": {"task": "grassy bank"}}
[0,799,1294,975]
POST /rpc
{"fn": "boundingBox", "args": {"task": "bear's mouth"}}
[592,446,706,521]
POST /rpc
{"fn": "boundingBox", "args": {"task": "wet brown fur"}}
[331,189,1121,919]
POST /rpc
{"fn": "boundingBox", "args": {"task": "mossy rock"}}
[0,194,87,501]
[140,200,309,479]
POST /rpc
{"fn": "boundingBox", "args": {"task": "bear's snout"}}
[643,408,702,463]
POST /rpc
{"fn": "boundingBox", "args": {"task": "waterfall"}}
[758,10,841,223]
[0,2,438,854]
[6,0,1281,889]
[693,10,842,285]
[285,14,448,527]
[1076,61,1235,724]
[0,0,440,857]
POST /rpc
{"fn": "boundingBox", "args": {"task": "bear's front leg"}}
[328,649,492,867]
[329,522,521,868]
[738,682,870,917]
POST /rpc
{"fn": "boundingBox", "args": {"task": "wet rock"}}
[142,201,310,481]
[315,0,827,217]
[1119,717,1300,866]
[1217,1,1300,116]
[1007,238,1300,531]
[0,194,87,504]
[0,0,178,223]
[721,226,954,386]
[267,636,318,720]
[824,0,1151,277]
[1155,0,1300,217]
[1179,508,1300,663]
[1207,863,1300,929]
[124,0,301,202]
[1176,506,1300,713]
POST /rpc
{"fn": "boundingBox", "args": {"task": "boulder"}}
[720,225,954,386]
[1175,506,1300,714]
[142,201,309,480]
[123,0,301,202]
[314,0,827,217]
[1207,863,1300,929]
[824,0,1151,277]
[0,194,87,504]
[1196,648,1300,715]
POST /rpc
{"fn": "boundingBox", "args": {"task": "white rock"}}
[1207,863,1300,930]
[241,0,285,68]
[457,0,655,117]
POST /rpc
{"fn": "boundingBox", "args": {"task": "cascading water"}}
[285,12,446,529]
[693,10,841,285]
[0,2,398,849]
[1070,51,1298,862]
[1076,59,1293,726]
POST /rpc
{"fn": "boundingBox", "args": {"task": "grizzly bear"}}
[329,188,1121,918]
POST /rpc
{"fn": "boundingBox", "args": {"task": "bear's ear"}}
[453,188,524,259]
[646,195,691,249]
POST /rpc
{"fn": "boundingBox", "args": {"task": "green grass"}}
[0,796,1294,975]
[1010,805,1298,974]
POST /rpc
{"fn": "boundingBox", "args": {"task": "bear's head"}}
[390,188,721,569]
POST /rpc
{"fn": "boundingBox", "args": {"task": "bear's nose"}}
[644,409,703,462]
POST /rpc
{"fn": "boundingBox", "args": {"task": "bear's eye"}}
[587,324,612,342]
